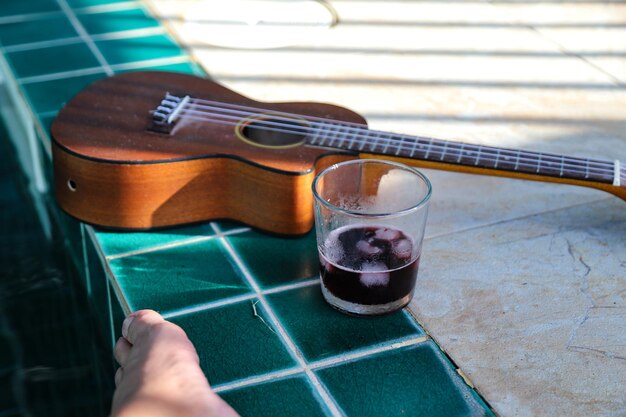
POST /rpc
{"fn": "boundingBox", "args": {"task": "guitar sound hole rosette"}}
[236,113,309,149]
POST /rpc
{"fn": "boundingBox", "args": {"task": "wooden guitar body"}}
[52,71,362,234]
[52,71,625,235]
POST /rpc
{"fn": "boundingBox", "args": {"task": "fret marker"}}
[395,136,404,156]
[347,128,358,149]
[535,153,540,173]
[614,160,621,186]
[474,148,482,166]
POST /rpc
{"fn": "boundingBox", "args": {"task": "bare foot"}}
[111,310,240,417]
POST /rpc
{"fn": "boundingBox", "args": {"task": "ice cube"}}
[374,227,401,241]
[356,239,383,256]
[359,261,390,287]
[392,238,413,259]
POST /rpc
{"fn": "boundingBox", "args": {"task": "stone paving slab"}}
[411,197,626,417]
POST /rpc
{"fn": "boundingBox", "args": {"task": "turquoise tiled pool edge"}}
[0,1,495,416]
[0,120,115,417]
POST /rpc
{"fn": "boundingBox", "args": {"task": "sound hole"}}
[241,117,308,148]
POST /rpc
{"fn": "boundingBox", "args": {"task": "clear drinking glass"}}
[312,159,432,316]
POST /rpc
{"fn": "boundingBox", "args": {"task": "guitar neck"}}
[307,124,626,199]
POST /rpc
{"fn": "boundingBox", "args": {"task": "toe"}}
[114,367,123,387]
[123,310,164,345]
[114,337,132,367]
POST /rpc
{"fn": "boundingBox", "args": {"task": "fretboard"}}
[307,124,616,184]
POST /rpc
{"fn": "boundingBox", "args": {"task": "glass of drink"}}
[312,159,432,316]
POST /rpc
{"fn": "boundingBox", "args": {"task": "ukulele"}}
[51,71,626,235]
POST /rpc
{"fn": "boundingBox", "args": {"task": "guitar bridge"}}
[148,93,190,133]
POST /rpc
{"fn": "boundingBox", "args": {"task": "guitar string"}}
[180,101,614,173]
[184,97,615,169]
[175,113,615,180]
[175,108,616,178]
[185,100,613,169]
[177,111,616,179]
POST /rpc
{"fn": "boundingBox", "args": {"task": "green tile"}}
[316,341,493,417]
[95,34,185,66]
[0,176,21,205]
[227,229,319,288]
[267,285,423,362]
[54,203,85,273]
[37,136,53,185]
[22,73,105,114]
[76,8,160,36]
[113,60,205,76]
[0,0,60,17]
[170,301,297,386]
[220,375,328,417]
[0,15,77,47]
[86,232,113,344]
[94,222,215,257]
[6,43,101,79]
[109,238,252,314]
[0,131,18,175]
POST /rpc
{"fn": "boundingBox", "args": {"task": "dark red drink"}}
[319,225,419,313]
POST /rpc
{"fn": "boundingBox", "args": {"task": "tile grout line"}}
[0,11,64,25]
[109,54,192,71]
[211,222,344,417]
[4,26,167,54]
[80,224,93,297]
[36,110,59,118]
[0,51,49,195]
[162,278,321,320]
[18,67,107,85]
[212,335,430,394]
[162,293,258,320]
[17,55,193,85]
[262,278,320,295]
[212,367,305,394]
[4,37,84,53]
[90,26,166,41]
[402,308,426,333]
[55,0,114,76]
[105,273,117,349]
[105,226,251,260]
[309,335,429,371]
[32,114,53,160]
[84,225,134,315]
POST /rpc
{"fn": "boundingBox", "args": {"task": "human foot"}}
[111,310,240,417]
